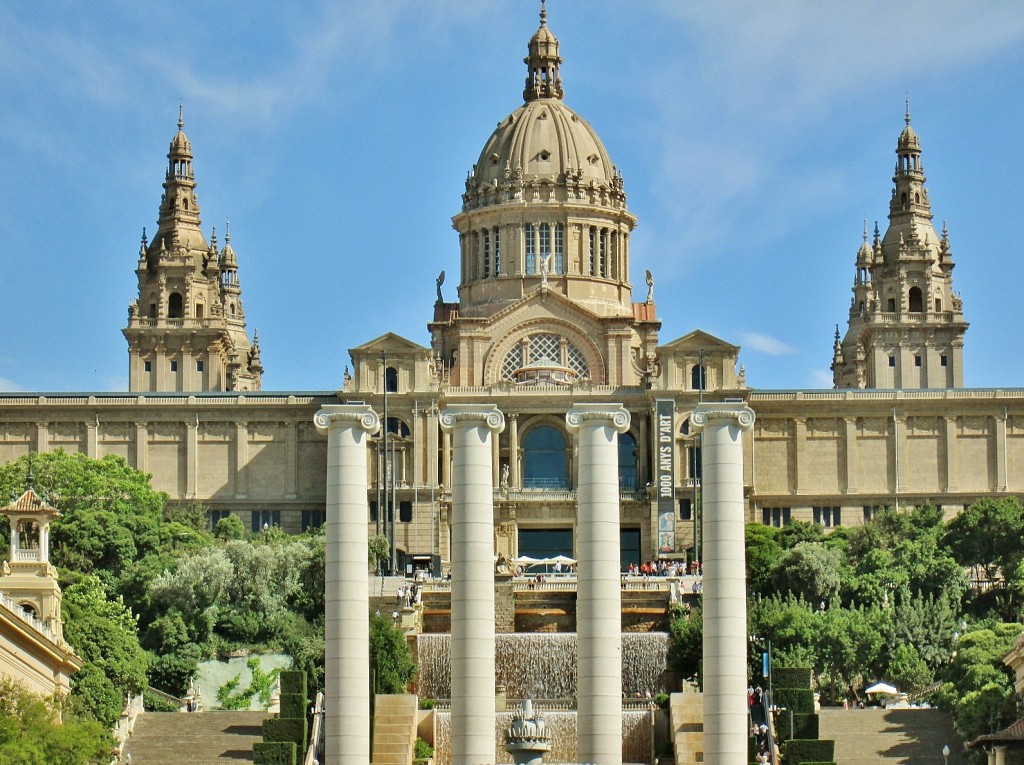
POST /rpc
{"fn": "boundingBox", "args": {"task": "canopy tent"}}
[864,682,899,695]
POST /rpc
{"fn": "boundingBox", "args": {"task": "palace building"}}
[1,9,1021,573]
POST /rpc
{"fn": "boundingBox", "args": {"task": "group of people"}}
[748,686,771,762]
[625,560,701,577]
[395,582,421,608]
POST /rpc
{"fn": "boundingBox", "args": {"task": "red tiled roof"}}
[1,489,59,516]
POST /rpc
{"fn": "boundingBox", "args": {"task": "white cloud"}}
[738,332,795,356]
[0,376,23,392]
[808,369,835,389]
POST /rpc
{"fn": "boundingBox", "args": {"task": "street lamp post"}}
[942,744,950,765]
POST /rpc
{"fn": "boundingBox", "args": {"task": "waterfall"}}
[417,632,670,701]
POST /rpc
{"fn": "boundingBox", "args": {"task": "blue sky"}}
[3,2,1024,392]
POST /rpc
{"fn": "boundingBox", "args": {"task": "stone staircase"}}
[372,694,419,765]
[819,707,967,765]
[670,691,704,764]
[122,711,268,764]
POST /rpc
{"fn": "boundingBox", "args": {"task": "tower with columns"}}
[123,109,262,393]
[833,105,969,389]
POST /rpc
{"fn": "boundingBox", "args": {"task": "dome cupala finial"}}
[523,0,564,102]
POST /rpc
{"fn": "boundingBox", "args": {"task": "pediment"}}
[660,329,739,354]
[350,332,429,355]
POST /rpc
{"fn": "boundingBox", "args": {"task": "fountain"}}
[417,633,670,701]
[504,700,552,765]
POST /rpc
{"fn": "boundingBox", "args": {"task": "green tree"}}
[368,534,390,574]
[772,542,843,604]
[214,514,245,541]
[667,603,703,684]
[745,523,782,597]
[60,572,148,727]
[370,613,415,695]
[886,643,932,692]
[0,678,112,765]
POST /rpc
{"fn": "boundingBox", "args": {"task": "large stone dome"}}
[471,99,615,190]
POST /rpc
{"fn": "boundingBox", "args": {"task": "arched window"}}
[691,364,706,391]
[908,286,923,313]
[386,417,411,437]
[619,432,638,489]
[19,603,36,618]
[168,292,184,318]
[522,426,567,489]
[385,366,399,393]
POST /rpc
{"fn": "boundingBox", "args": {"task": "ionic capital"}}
[565,403,631,434]
[690,402,755,432]
[439,404,505,434]
[313,405,381,436]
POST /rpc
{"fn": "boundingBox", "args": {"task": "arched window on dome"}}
[619,432,638,490]
[523,425,568,489]
[908,286,923,313]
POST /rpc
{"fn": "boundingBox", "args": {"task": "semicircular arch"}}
[483,318,606,385]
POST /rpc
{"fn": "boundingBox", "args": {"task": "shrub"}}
[774,667,813,689]
[773,687,814,714]
[252,741,296,765]
[263,717,307,751]
[781,739,834,764]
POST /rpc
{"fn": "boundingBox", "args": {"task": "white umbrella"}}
[864,682,899,695]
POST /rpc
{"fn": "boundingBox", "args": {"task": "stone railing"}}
[0,591,58,643]
[110,694,144,765]
[303,692,325,765]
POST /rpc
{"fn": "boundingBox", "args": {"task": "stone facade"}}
[0,9,1020,571]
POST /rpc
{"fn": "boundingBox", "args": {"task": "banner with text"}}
[656,399,675,554]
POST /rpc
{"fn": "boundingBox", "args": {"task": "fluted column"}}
[692,402,755,765]
[566,403,631,765]
[314,404,381,765]
[440,405,505,765]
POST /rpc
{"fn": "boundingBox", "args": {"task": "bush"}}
[252,741,296,765]
[263,717,307,750]
[781,739,835,764]
[773,687,815,714]
[419,697,436,710]
[774,667,813,689]
[279,693,306,720]
[653,692,670,708]
[142,689,180,713]
[777,713,818,741]
[415,737,434,759]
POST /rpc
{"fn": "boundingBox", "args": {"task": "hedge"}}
[776,712,819,741]
[263,717,308,751]
[252,741,296,765]
[279,671,307,698]
[773,687,814,714]
[774,667,813,689]
[782,739,834,764]
[279,692,306,720]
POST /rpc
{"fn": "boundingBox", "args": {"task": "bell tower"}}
[123,110,263,392]
[832,106,968,388]
[1,480,65,641]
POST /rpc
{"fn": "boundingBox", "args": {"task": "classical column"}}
[566,403,631,765]
[995,745,1007,765]
[185,417,198,499]
[440,405,505,765]
[691,402,755,765]
[314,404,381,765]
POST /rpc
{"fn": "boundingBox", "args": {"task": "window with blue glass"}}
[302,510,325,532]
[522,425,568,489]
[252,510,281,532]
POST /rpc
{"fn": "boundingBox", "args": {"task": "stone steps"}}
[819,707,967,765]
[372,694,419,765]
[123,711,269,765]
[670,691,704,764]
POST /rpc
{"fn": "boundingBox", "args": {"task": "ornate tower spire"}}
[832,109,967,389]
[888,99,932,228]
[124,113,263,392]
[523,0,564,101]
[154,107,206,252]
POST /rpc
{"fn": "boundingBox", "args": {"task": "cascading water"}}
[434,710,653,765]
[417,632,670,701]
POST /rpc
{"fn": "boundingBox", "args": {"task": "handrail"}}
[303,692,325,765]
[145,685,187,710]
[110,694,143,765]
